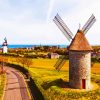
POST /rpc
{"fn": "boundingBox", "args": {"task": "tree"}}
[19,57,33,69]
[0,55,8,73]
[24,58,33,70]
[20,57,26,67]
[20,57,33,79]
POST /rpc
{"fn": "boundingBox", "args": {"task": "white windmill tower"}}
[2,37,8,53]
[53,14,96,90]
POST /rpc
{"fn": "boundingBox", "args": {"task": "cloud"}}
[0,0,99,45]
[46,0,55,22]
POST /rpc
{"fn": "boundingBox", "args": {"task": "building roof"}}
[69,30,93,51]
[2,42,8,46]
[48,53,59,55]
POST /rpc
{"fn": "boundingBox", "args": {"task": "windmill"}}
[53,14,96,90]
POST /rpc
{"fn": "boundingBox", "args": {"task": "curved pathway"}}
[3,66,31,100]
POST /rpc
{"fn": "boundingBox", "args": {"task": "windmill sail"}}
[54,55,66,71]
[53,14,73,41]
[82,14,96,34]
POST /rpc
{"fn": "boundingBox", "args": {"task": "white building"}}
[2,37,8,53]
[48,53,59,59]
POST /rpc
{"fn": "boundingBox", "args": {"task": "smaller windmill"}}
[53,14,96,90]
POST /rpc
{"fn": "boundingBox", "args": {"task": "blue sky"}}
[0,0,100,45]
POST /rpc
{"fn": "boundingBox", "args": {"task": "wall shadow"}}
[41,78,69,90]
[28,77,44,100]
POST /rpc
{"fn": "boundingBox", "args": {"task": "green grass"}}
[29,67,69,100]
[28,65,100,100]
[0,74,6,100]
[1,56,100,100]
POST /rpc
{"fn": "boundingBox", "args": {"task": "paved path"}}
[3,67,31,100]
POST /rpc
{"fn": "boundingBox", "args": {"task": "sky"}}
[0,0,100,45]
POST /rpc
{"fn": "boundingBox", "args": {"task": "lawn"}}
[91,63,100,74]
[0,73,6,100]
[28,58,100,100]
[30,58,69,71]
[1,56,100,100]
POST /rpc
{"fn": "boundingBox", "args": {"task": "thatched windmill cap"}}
[69,30,93,51]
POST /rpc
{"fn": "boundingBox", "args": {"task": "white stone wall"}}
[51,55,59,59]
[3,46,8,53]
[69,51,91,90]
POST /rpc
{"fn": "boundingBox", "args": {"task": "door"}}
[82,79,85,89]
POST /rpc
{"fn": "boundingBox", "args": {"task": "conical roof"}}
[69,30,93,51]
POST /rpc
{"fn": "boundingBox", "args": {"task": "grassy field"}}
[30,59,69,71]
[2,57,100,100]
[27,58,100,100]
[0,74,6,100]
